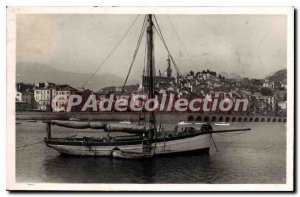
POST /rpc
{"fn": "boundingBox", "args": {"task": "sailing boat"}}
[44,15,250,158]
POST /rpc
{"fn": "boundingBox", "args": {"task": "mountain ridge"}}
[16,62,138,91]
[266,69,287,82]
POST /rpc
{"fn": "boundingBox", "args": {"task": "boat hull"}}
[46,134,211,157]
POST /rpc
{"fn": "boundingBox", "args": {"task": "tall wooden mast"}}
[146,14,156,135]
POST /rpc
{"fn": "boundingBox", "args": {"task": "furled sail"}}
[104,123,147,133]
[48,120,106,129]
[46,120,147,133]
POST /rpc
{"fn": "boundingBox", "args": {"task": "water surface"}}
[16,121,286,183]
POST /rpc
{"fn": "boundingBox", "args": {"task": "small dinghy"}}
[112,149,153,159]
[215,122,230,126]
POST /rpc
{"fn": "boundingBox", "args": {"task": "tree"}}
[260,87,273,96]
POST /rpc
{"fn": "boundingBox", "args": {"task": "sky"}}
[16,14,287,80]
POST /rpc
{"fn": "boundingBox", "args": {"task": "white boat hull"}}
[47,134,211,157]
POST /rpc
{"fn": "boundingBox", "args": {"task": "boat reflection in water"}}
[42,151,211,183]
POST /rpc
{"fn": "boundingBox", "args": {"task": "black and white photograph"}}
[6,7,294,191]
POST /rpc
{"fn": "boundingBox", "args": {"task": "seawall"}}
[16,112,286,123]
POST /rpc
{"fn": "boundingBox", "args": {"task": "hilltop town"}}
[16,60,287,116]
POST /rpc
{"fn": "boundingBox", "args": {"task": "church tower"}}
[166,55,172,78]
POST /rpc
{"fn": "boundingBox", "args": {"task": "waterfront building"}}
[278,101,287,110]
[16,91,22,102]
[53,85,77,99]
[34,88,52,111]
[263,79,282,89]
[16,82,35,110]
[34,83,77,111]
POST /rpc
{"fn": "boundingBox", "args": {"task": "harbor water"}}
[16,121,286,183]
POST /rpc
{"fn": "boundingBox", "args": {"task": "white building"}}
[34,88,52,111]
[34,85,76,111]
[263,79,272,88]
[261,96,277,111]
[16,91,22,102]
[53,86,73,100]
[278,101,287,109]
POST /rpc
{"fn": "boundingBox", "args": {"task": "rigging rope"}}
[82,15,140,88]
[152,15,182,76]
[167,15,198,68]
[121,16,147,94]
[142,32,147,77]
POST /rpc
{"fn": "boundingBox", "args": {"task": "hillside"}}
[267,69,287,82]
[16,62,138,91]
[220,72,242,79]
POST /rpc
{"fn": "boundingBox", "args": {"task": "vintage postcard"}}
[6,7,294,191]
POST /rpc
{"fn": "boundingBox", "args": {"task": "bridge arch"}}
[196,116,202,122]
[238,117,242,122]
[225,117,230,122]
[283,119,286,123]
[249,117,253,122]
[211,116,217,122]
[267,118,271,122]
[243,117,248,122]
[204,116,210,122]
[187,115,194,121]
[261,118,265,122]
[255,117,260,122]
[219,117,224,122]
[232,117,236,122]
[272,118,277,122]
[278,118,282,123]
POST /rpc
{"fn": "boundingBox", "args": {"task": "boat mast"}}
[146,14,156,136]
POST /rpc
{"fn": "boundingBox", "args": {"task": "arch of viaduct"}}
[16,112,286,123]
[185,114,286,123]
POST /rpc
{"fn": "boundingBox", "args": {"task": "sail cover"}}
[47,120,147,133]
[104,123,147,133]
